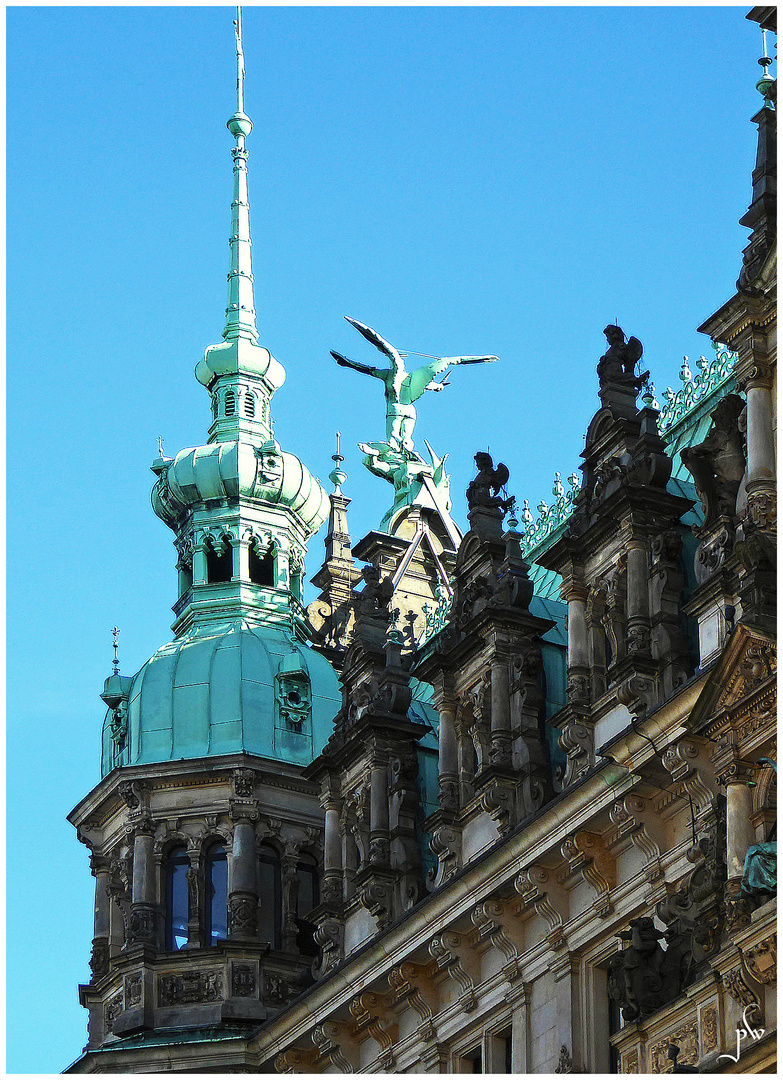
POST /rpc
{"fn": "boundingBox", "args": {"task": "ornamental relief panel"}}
[649,1018,697,1073]
[158,969,223,1007]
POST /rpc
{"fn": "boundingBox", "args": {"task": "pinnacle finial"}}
[111,626,120,676]
[329,431,348,492]
[756,27,776,105]
[157,434,164,458]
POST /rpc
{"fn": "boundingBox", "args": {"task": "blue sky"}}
[6,5,768,1072]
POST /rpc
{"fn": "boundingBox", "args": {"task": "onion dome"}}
[100,621,341,776]
[151,439,330,538]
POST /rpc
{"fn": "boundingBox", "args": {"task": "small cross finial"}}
[157,435,164,458]
[111,626,120,675]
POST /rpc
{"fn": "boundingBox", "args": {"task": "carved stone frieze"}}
[231,964,257,998]
[124,972,142,1008]
[700,1003,718,1056]
[104,993,123,1035]
[158,970,223,1007]
[264,973,289,1005]
[649,1018,698,1073]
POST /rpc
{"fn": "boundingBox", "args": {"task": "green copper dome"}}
[101,620,341,776]
[152,439,330,537]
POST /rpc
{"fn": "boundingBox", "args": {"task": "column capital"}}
[735,358,774,392]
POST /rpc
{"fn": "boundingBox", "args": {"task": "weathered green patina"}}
[99,14,340,776]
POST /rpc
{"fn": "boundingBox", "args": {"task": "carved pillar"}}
[128,824,157,946]
[490,649,513,767]
[192,538,207,586]
[721,760,757,931]
[437,698,459,813]
[564,582,590,704]
[322,793,343,904]
[551,952,579,1073]
[741,362,776,529]
[626,539,651,655]
[369,756,390,865]
[90,855,111,979]
[236,537,251,582]
[228,819,258,939]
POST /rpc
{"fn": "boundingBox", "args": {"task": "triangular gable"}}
[689,622,777,729]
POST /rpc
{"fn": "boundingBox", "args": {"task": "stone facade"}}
[67,6,776,1074]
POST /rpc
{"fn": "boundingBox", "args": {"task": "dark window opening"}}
[205,842,228,945]
[206,541,233,583]
[250,545,274,587]
[244,394,255,418]
[466,1046,482,1073]
[225,390,236,417]
[165,846,190,951]
[295,854,319,956]
[499,1028,512,1074]
[609,988,621,1073]
[258,845,282,950]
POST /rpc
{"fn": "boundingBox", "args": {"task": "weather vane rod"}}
[111,626,120,676]
[234,6,245,115]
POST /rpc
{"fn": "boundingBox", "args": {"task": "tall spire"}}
[224,6,258,344]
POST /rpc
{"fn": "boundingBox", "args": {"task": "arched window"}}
[244,392,255,418]
[257,844,282,950]
[224,390,236,417]
[206,538,233,584]
[204,842,228,945]
[249,544,274,587]
[165,845,190,951]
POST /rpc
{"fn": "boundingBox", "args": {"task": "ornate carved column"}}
[235,536,251,582]
[436,696,459,812]
[321,790,343,904]
[720,759,757,931]
[564,581,590,705]
[739,360,776,530]
[625,539,651,655]
[369,754,390,865]
[192,536,208,586]
[89,855,111,979]
[228,818,258,940]
[128,821,157,947]
[490,647,513,767]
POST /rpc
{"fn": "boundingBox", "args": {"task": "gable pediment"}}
[689,622,777,728]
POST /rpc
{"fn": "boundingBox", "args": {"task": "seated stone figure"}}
[741,757,776,900]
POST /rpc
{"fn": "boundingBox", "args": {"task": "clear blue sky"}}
[7,5,768,1072]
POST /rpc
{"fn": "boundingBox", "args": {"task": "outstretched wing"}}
[492,461,510,493]
[441,354,499,365]
[625,337,644,369]
[331,350,382,378]
[344,316,398,362]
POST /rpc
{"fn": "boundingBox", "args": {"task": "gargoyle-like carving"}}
[608,917,670,1022]
[681,394,745,529]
